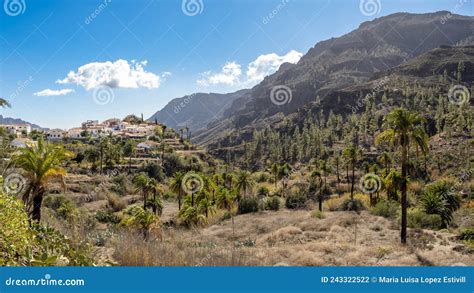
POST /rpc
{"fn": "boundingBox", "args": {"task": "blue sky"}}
[0,0,472,128]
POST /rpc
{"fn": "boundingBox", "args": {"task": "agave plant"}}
[420,180,460,228]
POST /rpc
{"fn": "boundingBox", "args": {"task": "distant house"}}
[117,121,129,130]
[81,120,99,129]
[0,124,31,136]
[137,140,160,152]
[84,125,112,138]
[46,129,65,140]
[102,118,121,130]
[66,128,84,139]
[10,138,36,148]
[16,124,32,135]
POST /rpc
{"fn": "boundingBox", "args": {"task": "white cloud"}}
[161,71,172,82]
[197,62,242,86]
[246,50,302,83]
[197,50,302,87]
[33,88,75,97]
[57,59,160,90]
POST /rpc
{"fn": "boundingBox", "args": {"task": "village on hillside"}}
[0,115,194,156]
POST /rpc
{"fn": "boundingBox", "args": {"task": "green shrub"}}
[141,162,165,181]
[371,200,399,219]
[459,228,474,241]
[263,197,280,211]
[95,210,120,224]
[31,224,94,266]
[43,194,76,219]
[238,197,259,214]
[256,172,270,183]
[339,198,365,212]
[56,201,77,219]
[106,193,126,212]
[0,191,93,266]
[406,209,442,230]
[311,210,326,219]
[222,211,232,220]
[163,153,186,176]
[178,205,202,226]
[163,191,174,200]
[43,194,72,211]
[285,191,308,209]
[257,186,270,197]
[0,191,32,264]
[111,174,131,195]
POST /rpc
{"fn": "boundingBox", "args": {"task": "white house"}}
[137,140,160,152]
[66,128,84,139]
[81,120,99,129]
[46,129,65,140]
[0,124,31,136]
[102,118,121,129]
[16,124,32,134]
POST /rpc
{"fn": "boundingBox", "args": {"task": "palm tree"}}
[279,163,292,196]
[236,171,254,199]
[311,170,324,211]
[376,108,428,244]
[122,140,136,173]
[84,147,100,172]
[0,98,10,108]
[197,191,216,219]
[98,137,111,174]
[217,188,237,236]
[202,175,217,202]
[333,151,341,186]
[270,163,279,189]
[148,179,163,215]
[378,151,392,177]
[185,126,190,141]
[124,205,159,240]
[343,144,360,200]
[383,170,402,201]
[169,171,185,210]
[13,138,73,221]
[222,172,235,190]
[133,173,154,210]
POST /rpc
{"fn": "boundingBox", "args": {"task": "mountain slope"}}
[204,45,473,161]
[194,11,474,146]
[148,89,249,132]
[0,115,42,129]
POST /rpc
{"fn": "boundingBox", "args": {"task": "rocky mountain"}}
[192,11,474,146]
[148,89,249,132]
[205,45,473,159]
[0,115,42,129]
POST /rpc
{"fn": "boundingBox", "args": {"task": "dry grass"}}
[107,207,474,266]
[106,193,126,212]
[325,196,345,211]
[50,173,474,267]
[112,230,273,266]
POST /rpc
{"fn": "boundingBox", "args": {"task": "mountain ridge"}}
[192,11,473,146]
[147,89,249,132]
[0,115,43,129]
